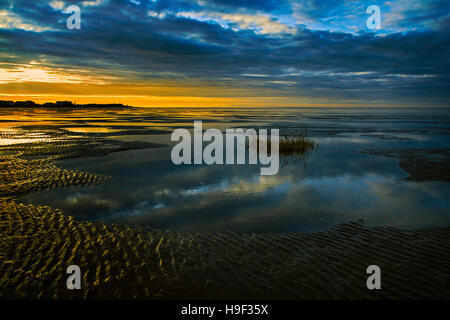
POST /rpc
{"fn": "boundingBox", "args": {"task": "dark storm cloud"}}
[207,0,292,13]
[0,0,449,105]
[383,0,450,31]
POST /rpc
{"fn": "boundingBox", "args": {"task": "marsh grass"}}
[278,130,317,156]
[248,130,317,166]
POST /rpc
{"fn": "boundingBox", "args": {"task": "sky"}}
[0,0,449,107]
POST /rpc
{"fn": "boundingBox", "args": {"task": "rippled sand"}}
[2,202,449,299]
[1,127,449,299]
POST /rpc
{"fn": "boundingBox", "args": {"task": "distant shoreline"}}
[2,100,449,109]
[0,100,133,109]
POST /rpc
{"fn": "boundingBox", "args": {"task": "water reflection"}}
[5,107,449,233]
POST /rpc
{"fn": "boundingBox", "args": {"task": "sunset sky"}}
[0,0,449,107]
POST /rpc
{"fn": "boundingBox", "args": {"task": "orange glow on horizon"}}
[0,94,366,108]
[0,77,367,108]
[0,80,406,108]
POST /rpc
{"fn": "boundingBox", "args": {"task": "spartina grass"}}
[248,129,317,166]
[279,130,317,156]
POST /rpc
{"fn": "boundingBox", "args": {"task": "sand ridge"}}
[1,202,450,299]
[361,148,450,182]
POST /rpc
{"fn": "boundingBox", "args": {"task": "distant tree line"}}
[0,100,131,108]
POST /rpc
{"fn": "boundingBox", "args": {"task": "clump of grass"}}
[279,130,317,156]
[247,129,317,166]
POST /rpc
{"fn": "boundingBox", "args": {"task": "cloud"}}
[383,0,450,31]
[176,11,297,35]
[49,1,65,11]
[0,9,55,31]
[0,0,449,106]
[0,61,111,84]
[82,0,109,7]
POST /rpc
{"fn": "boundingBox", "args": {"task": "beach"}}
[1,107,449,299]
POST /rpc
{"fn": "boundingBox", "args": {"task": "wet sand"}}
[1,126,450,299]
[2,202,450,299]
[361,148,450,182]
